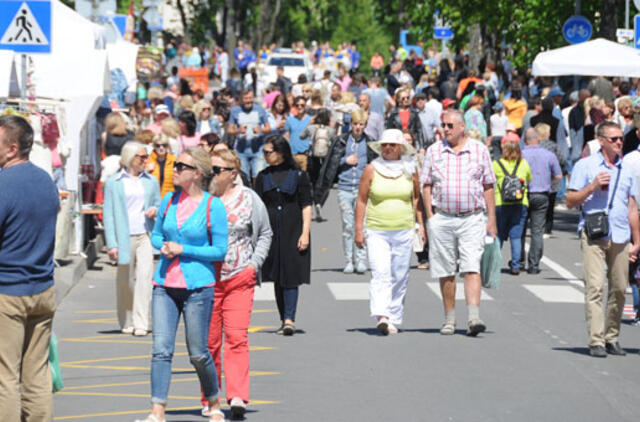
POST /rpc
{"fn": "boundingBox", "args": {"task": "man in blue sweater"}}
[0,115,59,420]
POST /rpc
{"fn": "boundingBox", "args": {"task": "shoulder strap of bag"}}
[496,159,508,175]
[512,159,521,176]
[607,165,622,211]
[163,191,180,217]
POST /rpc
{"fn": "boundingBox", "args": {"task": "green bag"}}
[49,332,63,393]
[481,238,502,289]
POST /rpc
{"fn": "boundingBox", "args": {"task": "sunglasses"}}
[135,154,149,160]
[441,122,455,129]
[154,143,168,148]
[400,96,410,101]
[263,149,276,155]
[173,162,197,172]
[296,104,306,108]
[602,135,623,143]
[212,165,235,175]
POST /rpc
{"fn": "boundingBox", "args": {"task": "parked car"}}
[263,52,313,85]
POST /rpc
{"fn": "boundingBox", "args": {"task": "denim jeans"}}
[337,189,367,266]
[520,193,549,270]
[496,204,528,270]
[236,141,266,179]
[274,285,298,322]
[151,286,219,404]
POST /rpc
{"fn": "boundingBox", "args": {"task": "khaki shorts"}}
[427,211,486,279]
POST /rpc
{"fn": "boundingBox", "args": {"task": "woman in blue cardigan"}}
[136,147,228,422]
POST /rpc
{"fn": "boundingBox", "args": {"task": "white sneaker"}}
[387,322,398,334]
[121,327,134,335]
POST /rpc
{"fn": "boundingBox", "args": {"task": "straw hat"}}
[368,129,416,156]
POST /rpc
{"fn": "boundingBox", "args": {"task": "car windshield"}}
[268,57,305,67]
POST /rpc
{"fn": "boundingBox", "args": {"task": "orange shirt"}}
[503,98,527,129]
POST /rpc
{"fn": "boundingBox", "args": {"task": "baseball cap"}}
[442,98,456,108]
[501,132,520,145]
[548,87,565,97]
[155,104,170,115]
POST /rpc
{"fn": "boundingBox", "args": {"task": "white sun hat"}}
[368,128,416,156]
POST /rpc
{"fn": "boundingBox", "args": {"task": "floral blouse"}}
[221,186,254,280]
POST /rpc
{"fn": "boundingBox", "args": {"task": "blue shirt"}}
[362,87,390,115]
[0,162,59,296]
[285,114,312,154]
[229,104,269,143]
[338,134,369,191]
[569,152,637,243]
[522,145,561,193]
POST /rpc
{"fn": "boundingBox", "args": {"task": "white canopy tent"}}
[532,38,640,77]
[10,0,110,254]
[106,41,140,94]
[0,50,20,98]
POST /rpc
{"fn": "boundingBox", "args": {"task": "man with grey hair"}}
[421,109,497,337]
[0,115,59,420]
[519,127,562,274]
[358,92,384,141]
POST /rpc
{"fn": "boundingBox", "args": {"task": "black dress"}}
[255,164,312,288]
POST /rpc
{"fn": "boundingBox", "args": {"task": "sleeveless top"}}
[366,170,413,231]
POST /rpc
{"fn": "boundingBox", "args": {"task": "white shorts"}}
[427,211,486,279]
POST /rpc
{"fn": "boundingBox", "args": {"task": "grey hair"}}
[525,127,540,144]
[120,141,147,168]
[568,90,579,103]
[442,109,465,125]
[0,115,33,157]
[596,121,621,138]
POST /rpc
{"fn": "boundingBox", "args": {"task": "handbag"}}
[481,237,502,289]
[583,169,620,240]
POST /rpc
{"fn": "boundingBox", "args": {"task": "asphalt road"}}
[52,190,640,421]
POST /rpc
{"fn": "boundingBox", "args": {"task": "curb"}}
[54,235,103,306]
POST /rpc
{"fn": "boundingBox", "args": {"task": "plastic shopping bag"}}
[50,332,63,393]
[481,237,502,289]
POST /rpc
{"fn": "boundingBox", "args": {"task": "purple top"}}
[522,145,562,193]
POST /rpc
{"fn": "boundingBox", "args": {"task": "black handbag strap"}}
[581,165,622,217]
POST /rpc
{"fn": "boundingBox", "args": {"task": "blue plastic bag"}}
[481,237,502,289]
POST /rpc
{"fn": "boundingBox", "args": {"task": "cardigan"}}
[243,188,273,285]
[103,171,161,265]
[152,191,228,289]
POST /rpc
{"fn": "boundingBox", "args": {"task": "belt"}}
[434,207,483,217]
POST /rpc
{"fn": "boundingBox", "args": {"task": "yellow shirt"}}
[366,170,414,231]
[492,158,532,207]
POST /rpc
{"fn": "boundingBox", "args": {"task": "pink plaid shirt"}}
[421,138,495,214]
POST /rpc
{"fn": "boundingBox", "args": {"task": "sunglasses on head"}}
[441,122,455,129]
[173,162,197,172]
[212,165,234,175]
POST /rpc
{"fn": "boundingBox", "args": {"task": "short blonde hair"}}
[351,108,368,124]
[184,147,213,182]
[340,91,356,104]
[211,149,241,171]
[534,123,551,140]
[105,112,127,136]
[466,128,482,140]
[134,130,155,145]
[617,96,632,110]
[162,118,180,138]
[194,100,212,121]
[178,95,195,111]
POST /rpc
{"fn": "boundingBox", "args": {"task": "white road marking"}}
[253,284,275,301]
[327,282,370,300]
[523,285,584,303]
[524,242,584,287]
[425,282,494,301]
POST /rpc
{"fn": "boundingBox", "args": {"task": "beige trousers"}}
[116,234,153,331]
[580,232,629,347]
[0,286,55,422]
[293,154,308,172]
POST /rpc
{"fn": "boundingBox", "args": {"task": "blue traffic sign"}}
[562,15,592,44]
[0,0,51,53]
[434,27,453,40]
[635,14,640,50]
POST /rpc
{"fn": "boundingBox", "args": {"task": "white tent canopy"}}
[0,50,20,98]
[532,38,640,77]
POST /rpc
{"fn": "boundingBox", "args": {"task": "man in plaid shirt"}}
[421,109,497,337]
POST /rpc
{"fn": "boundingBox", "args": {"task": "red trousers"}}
[203,266,255,404]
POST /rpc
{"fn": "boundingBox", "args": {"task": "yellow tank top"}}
[366,170,414,231]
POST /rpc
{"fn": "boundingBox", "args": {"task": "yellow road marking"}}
[63,372,280,391]
[54,402,279,420]
[251,309,276,313]
[73,318,118,324]
[73,310,116,314]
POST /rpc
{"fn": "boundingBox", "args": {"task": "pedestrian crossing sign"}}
[0,0,51,53]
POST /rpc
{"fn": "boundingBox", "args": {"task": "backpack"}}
[312,125,331,158]
[163,191,223,281]
[496,159,524,203]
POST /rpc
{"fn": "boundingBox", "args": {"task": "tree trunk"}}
[265,0,282,45]
[225,0,236,68]
[468,23,482,72]
[599,0,617,40]
[175,0,189,39]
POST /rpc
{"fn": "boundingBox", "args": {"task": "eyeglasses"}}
[154,143,168,148]
[296,104,306,108]
[212,165,235,175]
[441,122,455,129]
[263,149,276,155]
[601,135,623,143]
[135,154,149,160]
[173,162,197,172]
[400,96,410,101]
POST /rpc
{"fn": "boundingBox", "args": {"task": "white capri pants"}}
[116,233,154,331]
[366,228,413,325]
[427,211,486,279]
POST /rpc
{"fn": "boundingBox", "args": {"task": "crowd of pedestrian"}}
[4,36,640,420]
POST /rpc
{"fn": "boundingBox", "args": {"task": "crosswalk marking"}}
[327,282,369,300]
[425,282,494,301]
[523,285,584,303]
[254,284,276,301]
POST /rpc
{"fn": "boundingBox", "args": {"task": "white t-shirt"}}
[490,113,509,137]
[120,171,146,235]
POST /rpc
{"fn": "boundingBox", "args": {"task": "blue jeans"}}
[274,285,298,322]
[151,286,219,404]
[496,204,528,270]
[337,189,367,266]
[236,140,266,179]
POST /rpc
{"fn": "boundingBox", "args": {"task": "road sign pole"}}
[20,53,26,99]
[627,0,630,29]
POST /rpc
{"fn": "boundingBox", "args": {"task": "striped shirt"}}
[421,138,495,214]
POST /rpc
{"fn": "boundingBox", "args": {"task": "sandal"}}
[208,408,225,421]
[134,414,165,422]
